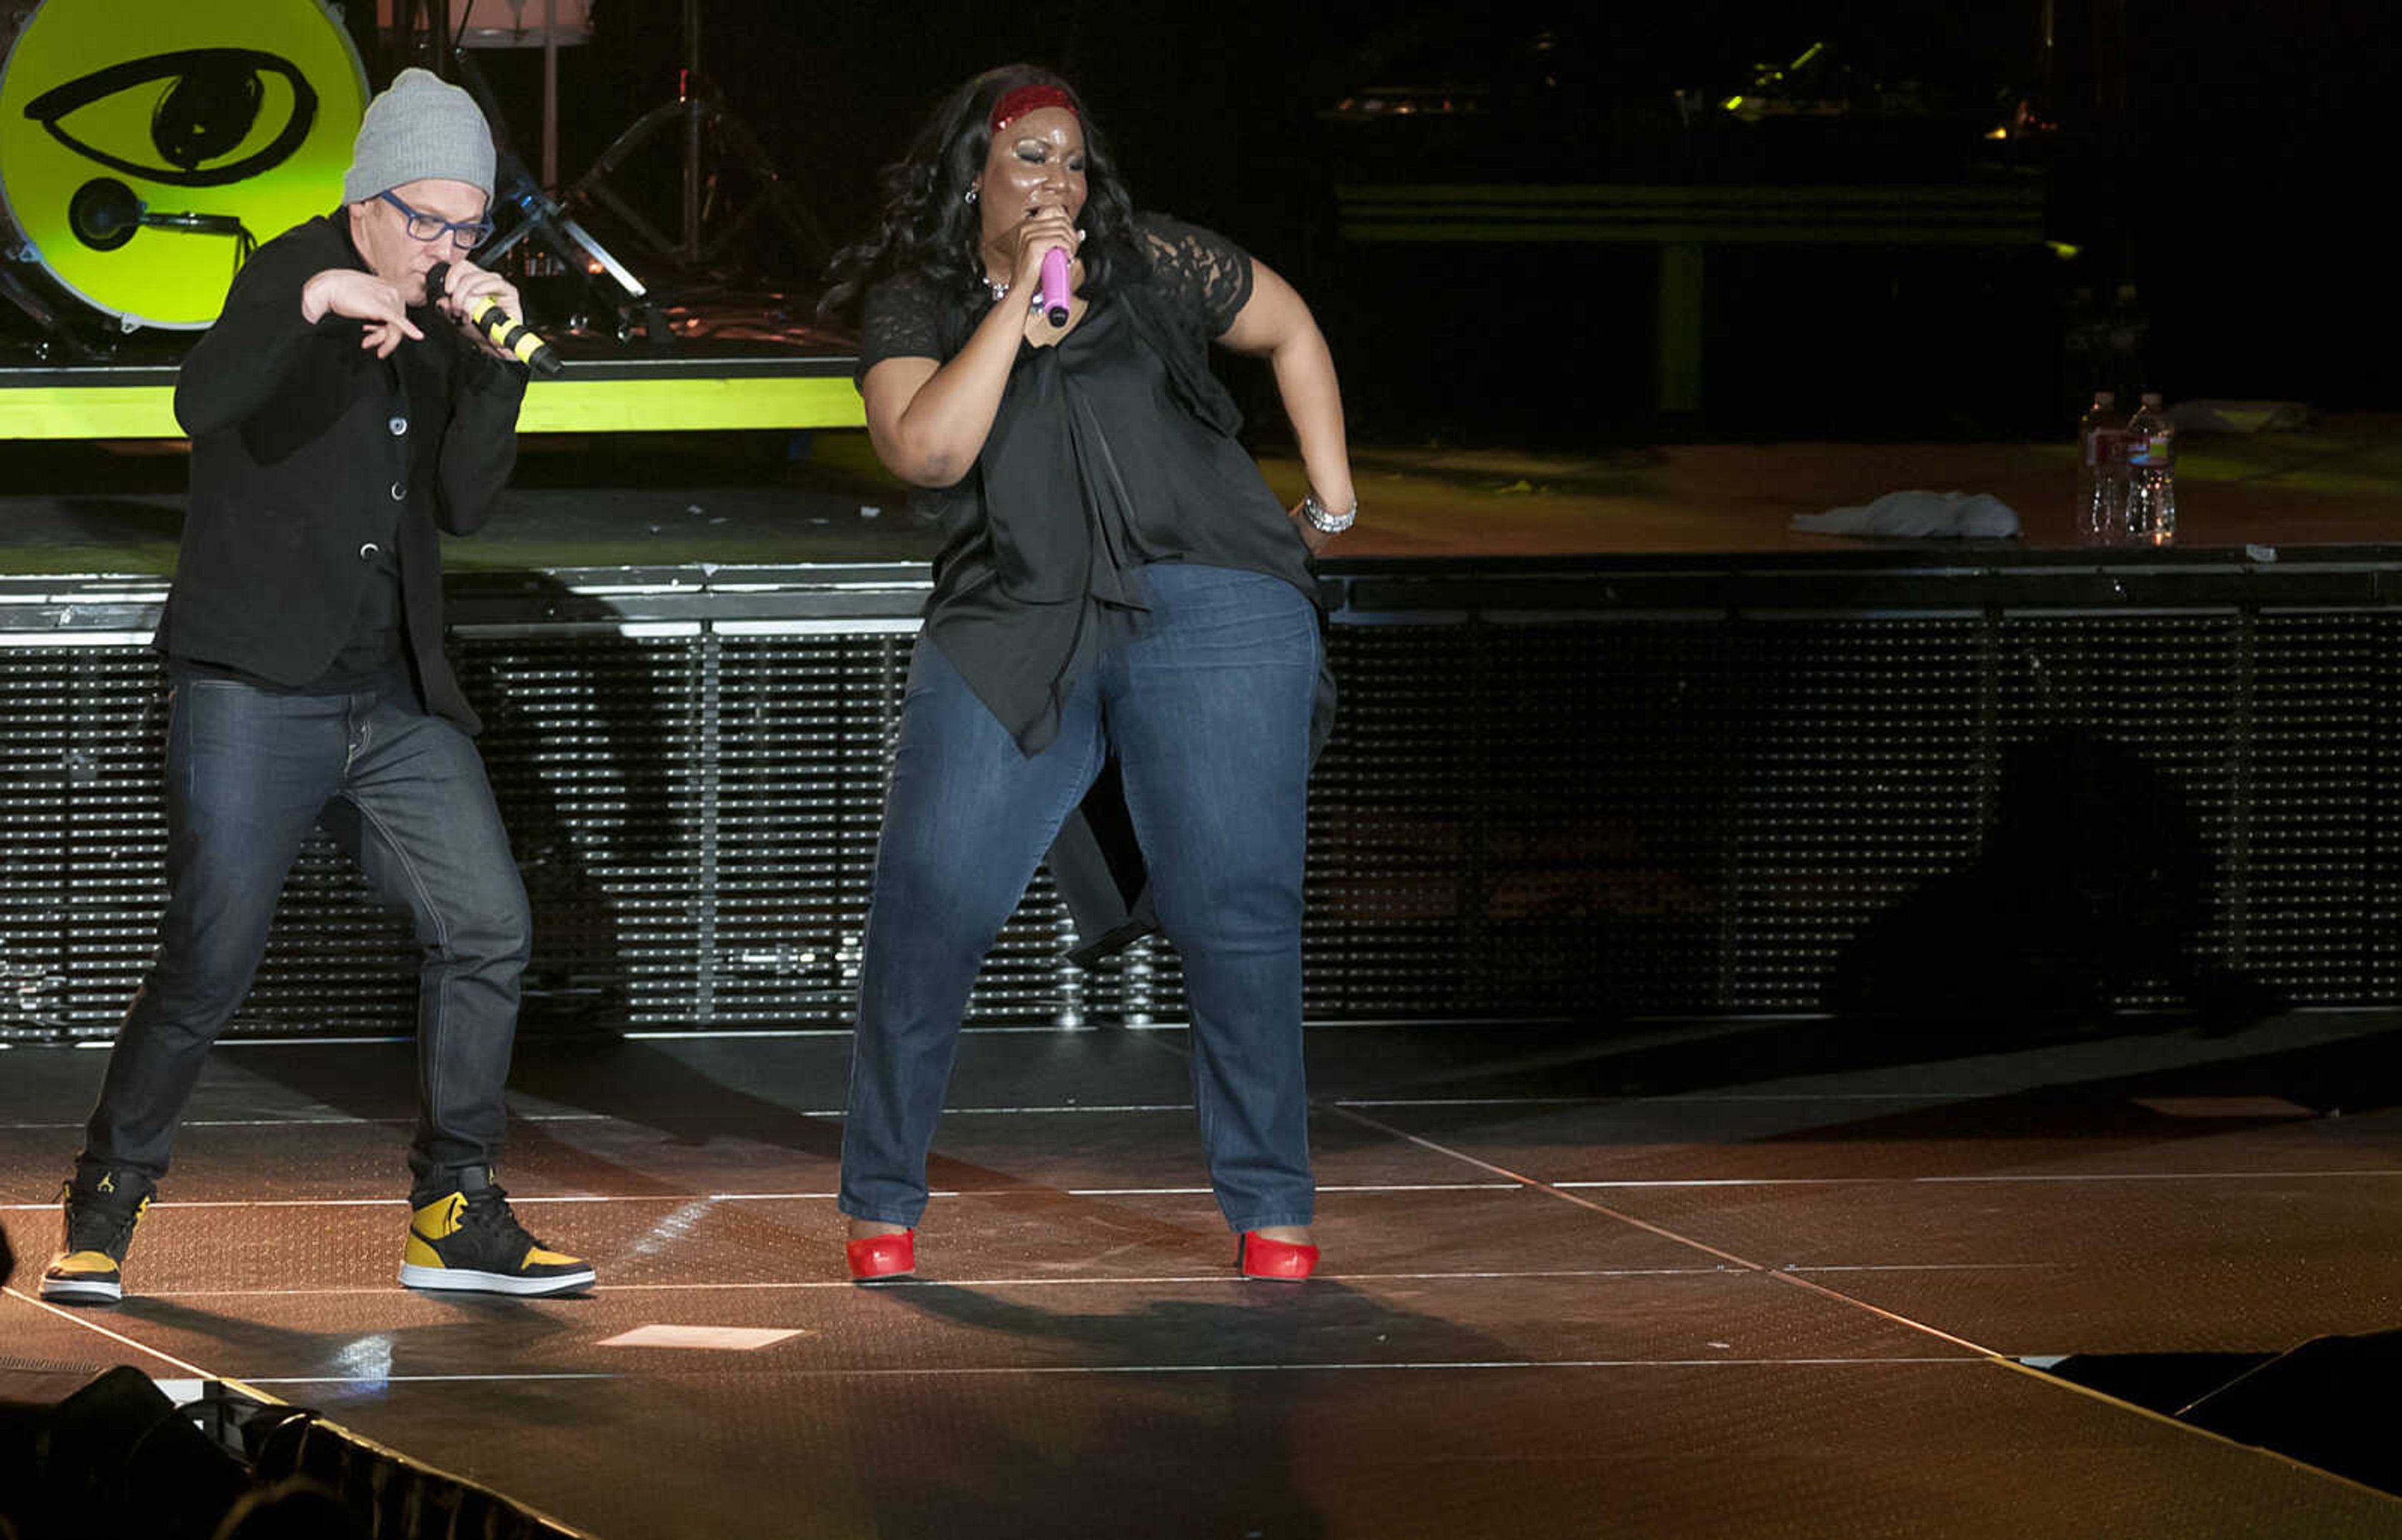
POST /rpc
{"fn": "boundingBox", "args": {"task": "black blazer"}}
[159,213,526,732]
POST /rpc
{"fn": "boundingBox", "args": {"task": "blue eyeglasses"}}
[378,189,494,248]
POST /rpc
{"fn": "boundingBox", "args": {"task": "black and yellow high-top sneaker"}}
[398,1172,595,1297]
[39,1170,155,1305]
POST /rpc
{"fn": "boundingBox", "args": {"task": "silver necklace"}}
[985,276,1048,313]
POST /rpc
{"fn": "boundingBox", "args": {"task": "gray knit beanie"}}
[342,68,495,204]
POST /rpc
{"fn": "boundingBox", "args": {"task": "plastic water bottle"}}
[2075,389,2124,543]
[2124,392,2176,545]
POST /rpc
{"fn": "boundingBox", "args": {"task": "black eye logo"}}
[23,48,318,188]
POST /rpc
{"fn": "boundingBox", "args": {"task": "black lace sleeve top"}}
[856,213,1319,755]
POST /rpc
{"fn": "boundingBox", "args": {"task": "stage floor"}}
[3,412,2399,574]
[4,1014,2399,1537]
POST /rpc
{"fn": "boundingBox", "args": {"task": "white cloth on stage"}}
[1791,490,2021,539]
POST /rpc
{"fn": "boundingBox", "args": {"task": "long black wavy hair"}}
[818,64,1140,329]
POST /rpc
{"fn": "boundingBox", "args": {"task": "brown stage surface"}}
[4,420,2401,1536]
[4,1015,2400,1537]
[3,413,2399,572]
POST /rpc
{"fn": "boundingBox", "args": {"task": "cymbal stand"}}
[448,48,659,341]
[560,0,827,272]
[0,261,97,360]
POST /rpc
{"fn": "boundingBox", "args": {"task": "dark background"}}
[373,1,2402,441]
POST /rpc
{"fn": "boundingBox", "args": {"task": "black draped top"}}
[857,214,1319,754]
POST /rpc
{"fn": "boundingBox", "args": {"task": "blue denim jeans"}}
[76,671,532,1198]
[841,563,1320,1233]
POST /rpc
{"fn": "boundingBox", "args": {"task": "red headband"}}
[988,84,1075,135]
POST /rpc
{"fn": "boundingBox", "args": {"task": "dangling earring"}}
[964,186,978,205]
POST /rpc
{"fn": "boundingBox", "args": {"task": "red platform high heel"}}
[846,1227,916,1280]
[1237,1232,1319,1280]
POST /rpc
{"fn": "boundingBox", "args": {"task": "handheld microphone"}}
[426,261,562,377]
[1040,246,1070,328]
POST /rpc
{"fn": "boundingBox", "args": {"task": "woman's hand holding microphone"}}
[1010,207,1082,325]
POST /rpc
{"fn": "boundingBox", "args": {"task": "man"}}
[41,69,593,1304]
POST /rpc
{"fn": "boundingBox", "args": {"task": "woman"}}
[822,64,1356,1282]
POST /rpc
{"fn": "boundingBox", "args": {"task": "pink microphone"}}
[1040,246,1071,327]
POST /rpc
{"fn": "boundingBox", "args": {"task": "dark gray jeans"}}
[76,672,530,1200]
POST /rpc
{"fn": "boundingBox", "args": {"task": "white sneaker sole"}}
[39,1275,123,1304]
[398,1262,595,1297]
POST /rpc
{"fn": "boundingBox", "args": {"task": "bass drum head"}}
[0,0,368,330]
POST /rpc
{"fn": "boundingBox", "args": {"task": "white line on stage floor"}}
[691,1357,1987,1375]
[14,1090,2325,1129]
[1790,1264,2057,1273]
[624,1357,1990,1375]
[1329,1103,2004,1354]
[12,1169,2391,1217]
[0,1182,1522,1213]
[0,1114,611,1130]
[118,1267,1756,1299]
[228,1359,1981,1387]
[0,1097,1649,1128]
[10,1090,2381,1136]
[1555,1170,2402,1188]
[239,1374,621,1386]
[1332,1093,1948,1105]
[1,1286,218,1376]
[1060,1183,1518,1196]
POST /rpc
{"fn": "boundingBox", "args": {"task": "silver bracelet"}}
[1300,492,1357,534]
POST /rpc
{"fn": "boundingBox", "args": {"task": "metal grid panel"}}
[462,633,711,1028]
[1307,619,1731,1018]
[1,649,168,1029]
[2377,610,2402,1005]
[1992,614,2244,1008]
[711,632,1175,1030]
[711,634,896,1024]
[1476,617,1732,1016]
[238,843,416,1034]
[4,587,2399,1040]
[2246,612,2382,1002]
[1725,617,1990,1012]
[472,631,1183,1030]
[0,650,422,1037]
[1304,623,1477,1018]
